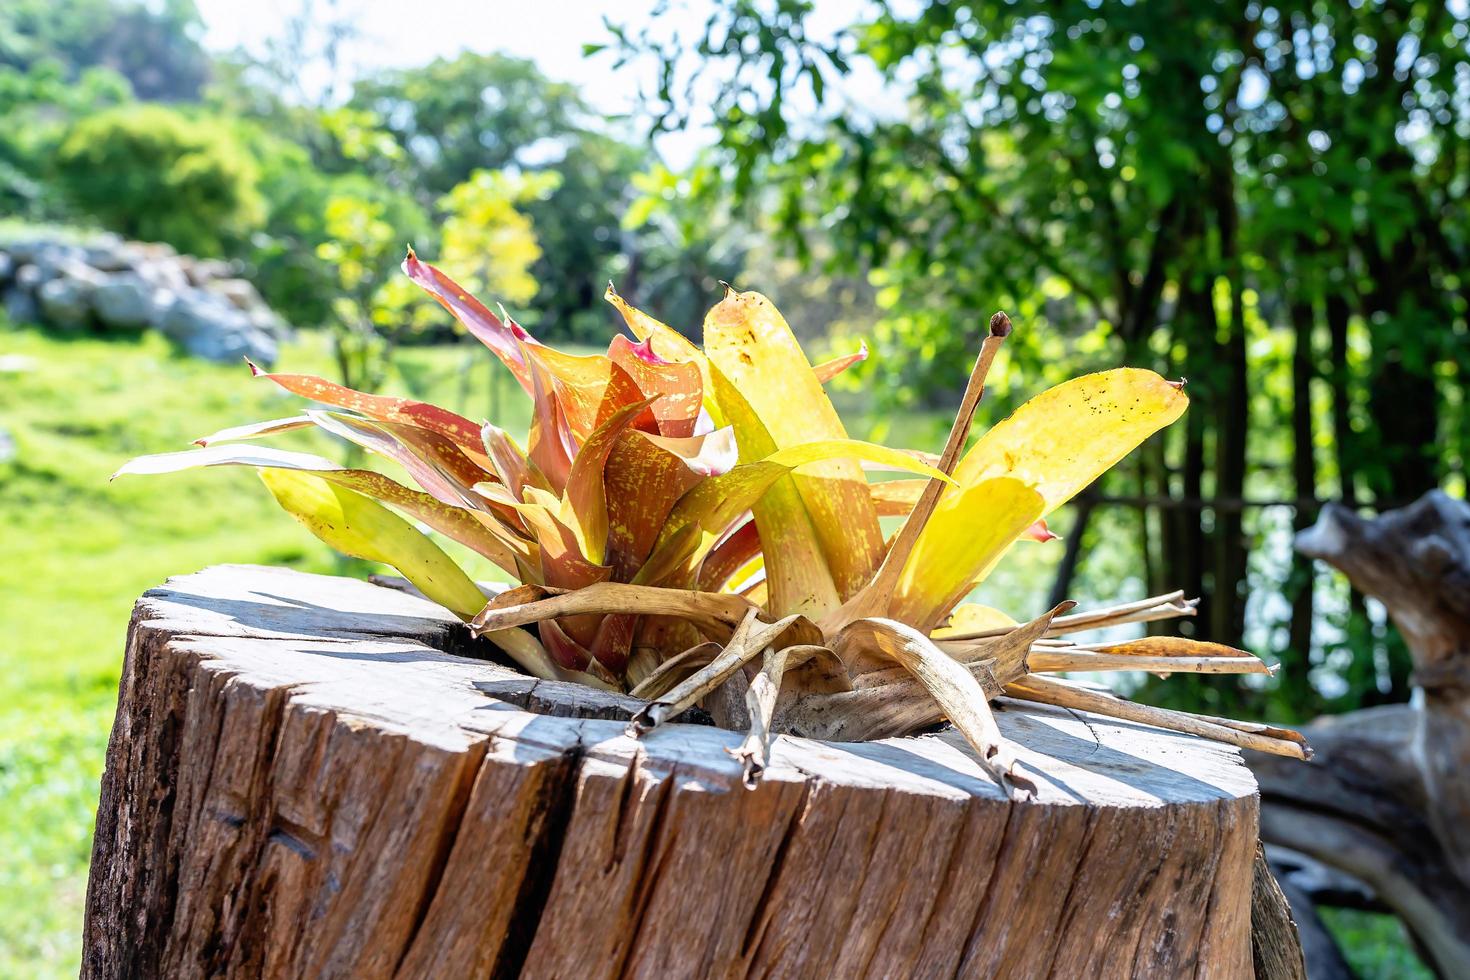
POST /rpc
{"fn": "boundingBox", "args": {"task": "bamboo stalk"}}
[1004,675,1310,759]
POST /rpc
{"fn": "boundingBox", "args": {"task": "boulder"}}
[204,277,267,313]
[38,276,96,331]
[134,259,191,295]
[85,238,144,273]
[3,232,290,361]
[93,275,163,331]
[2,288,37,325]
[158,293,277,366]
[182,257,235,286]
[33,245,96,283]
[14,263,43,291]
[3,264,43,324]
[3,239,51,265]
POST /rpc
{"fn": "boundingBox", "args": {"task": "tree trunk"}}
[1211,173,1250,649]
[1046,496,1095,609]
[85,564,1277,979]
[1323,292,1381,706]
[1284,298,1320,715]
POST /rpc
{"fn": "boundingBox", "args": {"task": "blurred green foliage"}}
[0,0,208,101]
[1,1,1462,974]
[54,105,266,255]
[615,0,1470,723]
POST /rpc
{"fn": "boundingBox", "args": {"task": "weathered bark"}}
[1298,492,1470,884]
[1251,706,1470,978]
[86,564,1272,979]
[1250,491,1470,978]
[1251,844,1309,980]
[1269,867,1356,980]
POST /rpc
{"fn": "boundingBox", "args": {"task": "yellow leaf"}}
[895,370,1186,630]
[933,604,1019,638]
[890,478,1045,630]
[703,289,885,604]
[643,435,951,601]
[258,468,486,620]
[115,445,526,574]
[952,368,1188,512]
[707,365,838,616]
[766,440,950,481]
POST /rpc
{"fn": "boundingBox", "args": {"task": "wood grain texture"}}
[85,564,1266,979]
[1250,844,1307,980]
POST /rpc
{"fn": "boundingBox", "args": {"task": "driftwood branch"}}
[1248,491,1470,978]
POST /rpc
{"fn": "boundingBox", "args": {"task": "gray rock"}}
[33,245,93,283]
[0,427,15,465]
[3,286,38,325]
[14,263,42,291]
[158,293,277,365]
[205,277,267,313]
[4,265,42,324]
[85,239,143,273]
[183,257,235,286]
[2,233,288,360]
[135,258,191,294]
[38,277,96,331]
[92,275,161,330]
[3,239,49,265]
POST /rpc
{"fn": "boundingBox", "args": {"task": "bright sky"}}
[196,0,647,108]
[194,0,889,165]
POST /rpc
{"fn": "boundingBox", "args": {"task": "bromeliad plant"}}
[116,250,1308,797]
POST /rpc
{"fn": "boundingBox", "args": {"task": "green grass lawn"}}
[0,324,527,976]
[0,321,1428,977]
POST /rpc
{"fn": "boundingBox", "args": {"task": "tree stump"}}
[86,564,1273,978]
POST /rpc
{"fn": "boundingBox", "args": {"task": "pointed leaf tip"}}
[1024,518,1060,543]
[627,336,671,365]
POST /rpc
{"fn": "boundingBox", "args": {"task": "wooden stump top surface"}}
[129,563,1255,806]
[85,564,1263,979]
